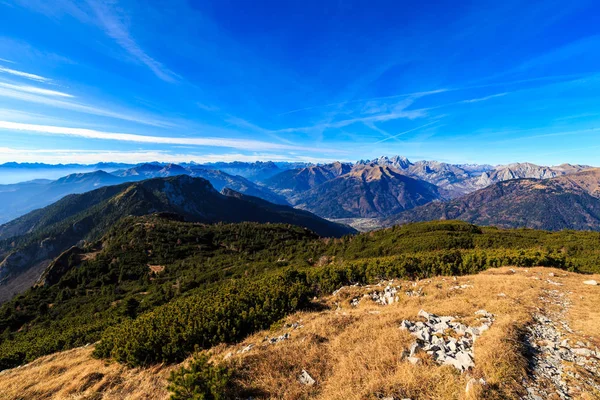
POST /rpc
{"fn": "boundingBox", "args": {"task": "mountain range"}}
[0,175,354,302]
[0,163,290,224]
[385,168,600,230]
[0,157,598,234]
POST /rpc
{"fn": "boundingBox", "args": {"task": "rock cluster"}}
[264,332,290,344]
[449,284,473,291]
[523,289,600,399]
[370,284,399,305]
[404,287,424,297]
[399,309,494,372]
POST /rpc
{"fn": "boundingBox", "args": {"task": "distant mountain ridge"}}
[0,163,288,224]
[360,156,591,198]
[0,156,596,227]
[264,162,353,194]
[385,168,600,231]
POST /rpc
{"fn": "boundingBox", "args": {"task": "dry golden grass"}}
[0,346,173,399]
[1,266,599,400]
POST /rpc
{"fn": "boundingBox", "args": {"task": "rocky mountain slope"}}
[363,156,591,198]
[0,176,354,302]
[359,156,493,198]
[386,168,600,230]
[293,164,441,218]
[264,162,353,195]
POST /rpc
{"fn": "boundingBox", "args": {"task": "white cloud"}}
[0,82,73,97]
[0,66,51,82]
[0,87,175,127]
[277,89,448,116]
[0,121,345,153]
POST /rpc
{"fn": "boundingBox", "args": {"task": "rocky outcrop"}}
[400,309,494,372]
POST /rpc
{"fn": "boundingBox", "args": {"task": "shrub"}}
[167,353,232,400]
[94,270,312,366]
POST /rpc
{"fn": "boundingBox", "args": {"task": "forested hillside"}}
[1,218,599,371]
[0,176,354,303]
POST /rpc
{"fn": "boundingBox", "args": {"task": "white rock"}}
[418,309,430,319]
[572,348,593,357]
[466,378,486,394]
[298,369,316,386]
[583,280,598,286]
[448,341,457,352]
[400,320,412,330]
[241,344,254,353]
[455,351,475,371]
[409,342,419,357]
[407,356,421,365]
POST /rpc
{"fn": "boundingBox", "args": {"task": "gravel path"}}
[522,288,600,399]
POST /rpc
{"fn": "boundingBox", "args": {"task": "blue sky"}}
[0,0,599,166]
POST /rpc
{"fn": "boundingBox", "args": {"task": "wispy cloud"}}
[0,87,174,127]
[0,57,15,64]
[196,102,220,112]
[278,89,448,116]
[0,66,50,82]
[493,127,600,144]
[276,100,427,134]
[225,115,297,145]
[374,121,440,143]
[0,121,345,153]
[0,82,73,97]
[86,0,180,83]
[461,92,509,103]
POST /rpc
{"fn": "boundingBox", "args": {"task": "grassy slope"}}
[2,266,600,399]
